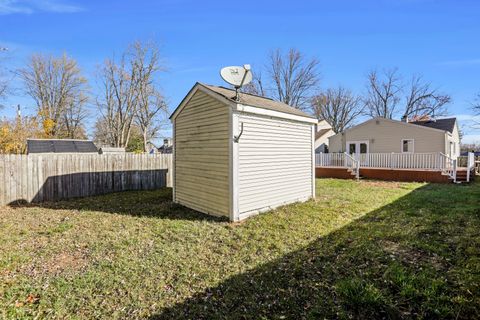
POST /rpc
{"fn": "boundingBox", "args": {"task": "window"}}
[349,143,356,155]
[402,139,414,153]
[360,143,368,154]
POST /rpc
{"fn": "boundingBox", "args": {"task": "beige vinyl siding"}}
[329,118,446,154]
[236,113,313,216]
[174,90,230,217]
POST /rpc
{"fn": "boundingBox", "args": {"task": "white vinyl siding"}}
[236,113,314,216]
[174,90,230,217]
[329,118,445,154]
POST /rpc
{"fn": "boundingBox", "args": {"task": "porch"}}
[315,152,476,183]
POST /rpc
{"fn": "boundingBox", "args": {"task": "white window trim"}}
[401,139,415,153]
[346,140,369,155]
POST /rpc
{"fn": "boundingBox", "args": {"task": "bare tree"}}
[243,49,320,109]
[267,48,320,109]
[471,93,480,128]
[473,93,480,115]
[364,68,402,119]
[240,70,266,97]
[311,86,364,133]
[131,41,168,152]
[96,41,168,149]
[0,67,7,105]
[365,69,451,120]
[17,53,88,137]
[96,51,139,147]
[403,75,450,119]
[62,97,89,139]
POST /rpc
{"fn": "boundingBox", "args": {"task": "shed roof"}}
[410,118,457,134]
[201,83,316,119]
[171,82,317,121]
[27,139,98,154]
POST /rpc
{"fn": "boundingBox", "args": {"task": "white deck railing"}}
[440,153,457,182]
[316,152,458,180]
[344,152,360,179]
[356,153,448,170]
[315,152,360,179]
[467,152,475,182]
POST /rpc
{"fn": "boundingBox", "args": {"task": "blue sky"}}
[0,0,479,142]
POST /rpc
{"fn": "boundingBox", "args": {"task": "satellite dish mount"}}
[220,64,252,101]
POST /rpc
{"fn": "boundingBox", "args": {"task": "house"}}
[157,138,173,154]
[27,139,98,155]
[316,117,472,183]
[328,117,461,158]
[314,120,335,153]
[170,82,317,221]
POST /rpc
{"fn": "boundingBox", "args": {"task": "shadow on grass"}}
[8,187,228,222]
[150,182,480,319]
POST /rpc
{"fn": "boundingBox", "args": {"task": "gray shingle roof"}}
[315,128,331,140]
[200,83,317,119]
[27,139,98,154]
[410,118,457,133]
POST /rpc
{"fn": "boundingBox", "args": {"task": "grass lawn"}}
[1,179,479,319]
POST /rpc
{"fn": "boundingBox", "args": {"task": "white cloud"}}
[0,0,84,15]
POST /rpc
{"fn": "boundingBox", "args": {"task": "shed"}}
[170,82,318,221]
[27,139,98,154]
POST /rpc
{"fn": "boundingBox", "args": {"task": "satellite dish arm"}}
[238,65,251,88]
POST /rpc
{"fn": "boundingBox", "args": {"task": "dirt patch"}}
[362,181,404,188]
[381,240,445,270]
[21,248,90,277]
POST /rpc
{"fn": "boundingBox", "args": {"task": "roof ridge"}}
[202,83,277,101]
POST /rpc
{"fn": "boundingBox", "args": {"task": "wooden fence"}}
[0,153,173,206]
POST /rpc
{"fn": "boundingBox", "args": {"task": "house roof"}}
[410,118,457,134]
[315,128,332,140]
[329,116,458,142]
[27,139,98,154]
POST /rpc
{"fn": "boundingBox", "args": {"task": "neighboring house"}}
[314,120,335,153]
[170,82,317,221]
[157,138,173,154]
[27,139,98,155]
[328,117,461,159]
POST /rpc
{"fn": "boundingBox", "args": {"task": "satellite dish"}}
[220,65,252,101]
[220,65,252,88]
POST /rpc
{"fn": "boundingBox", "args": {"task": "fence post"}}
[453,159,457,183]
[356,160,360,180]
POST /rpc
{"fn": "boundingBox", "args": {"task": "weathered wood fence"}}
[0,153,173,206]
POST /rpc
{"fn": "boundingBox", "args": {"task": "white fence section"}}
[0,153,173,206]
[316,152,458,180]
